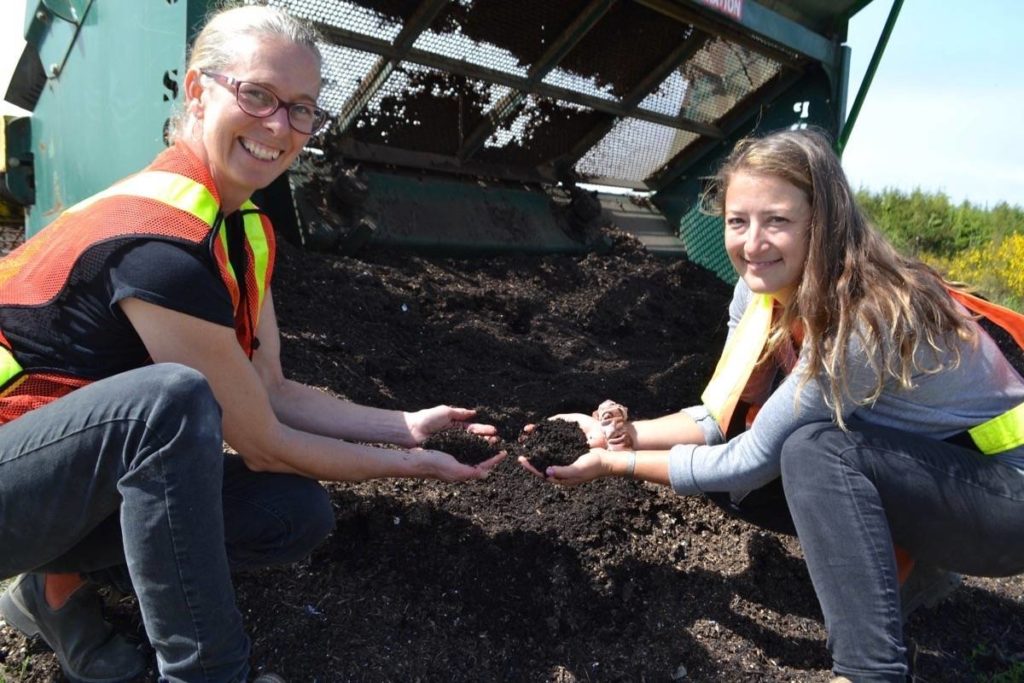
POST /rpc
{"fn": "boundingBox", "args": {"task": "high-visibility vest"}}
[947,289,1024,454]
[700,292,775,432]
[701,288,1024,455]
[0,143,275,424]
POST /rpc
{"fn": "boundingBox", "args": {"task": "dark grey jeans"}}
[781,420,1024,682]
[0,364,335,682]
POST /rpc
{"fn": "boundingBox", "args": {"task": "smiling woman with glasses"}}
[0,5,504,683]
[201,70,329,135]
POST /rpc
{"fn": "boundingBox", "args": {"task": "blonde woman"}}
[0,6,500,682]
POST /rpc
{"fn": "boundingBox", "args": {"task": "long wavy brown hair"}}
[703,128,976,425]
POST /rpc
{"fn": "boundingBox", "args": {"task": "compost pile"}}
[2,228,1023,682]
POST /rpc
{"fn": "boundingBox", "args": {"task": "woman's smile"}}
[239,137,283,162]
[723,171,811,304]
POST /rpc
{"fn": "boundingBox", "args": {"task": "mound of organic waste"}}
[3,226,1022,682]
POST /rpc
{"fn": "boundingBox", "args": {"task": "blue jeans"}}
[0,364,335,682]
[781,420,1024,682]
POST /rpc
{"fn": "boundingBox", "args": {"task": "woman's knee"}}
[146,364,219,414]
[140,364,222,448]
[780,421,853,487]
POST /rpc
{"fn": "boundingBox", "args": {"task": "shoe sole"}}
[0,578,43,639]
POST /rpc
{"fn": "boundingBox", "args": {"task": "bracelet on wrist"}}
[625,450,636,479]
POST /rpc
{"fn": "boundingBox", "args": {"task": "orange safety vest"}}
[701,288,1024,454]
[0,143,275,424]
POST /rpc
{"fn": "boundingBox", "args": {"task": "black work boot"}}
[0,573,146,683]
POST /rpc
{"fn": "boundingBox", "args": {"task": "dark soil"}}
[516,419,590,473]
[2,227,1024,682]
[421,427,502,466]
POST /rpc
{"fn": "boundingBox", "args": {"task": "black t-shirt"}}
[0,237,235,379]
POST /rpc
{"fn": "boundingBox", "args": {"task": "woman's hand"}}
[541,413,608,448]
[518,448,612,486]
[415,448,506,482]
[407,405,500,446]
[592,400,634,450]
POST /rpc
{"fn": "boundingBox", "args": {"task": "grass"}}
[970,644,1024,683]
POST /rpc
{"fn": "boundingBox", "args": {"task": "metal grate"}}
[540,69,619,103]
[269,0,405,42]
[575,117,698,185]
[421,1,595,74]
[349,62,502,155]
[478,96,605,167]
[680,205,735,283]
[636,70,688,117]
[412,28,528,79]
[261,0,800,188]
[540,2,694,101]
[673,37,782,125]
[317,43,382,115]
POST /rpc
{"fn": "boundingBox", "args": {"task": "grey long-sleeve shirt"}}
[668,281,1024,496]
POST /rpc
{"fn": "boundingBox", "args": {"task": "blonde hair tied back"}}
[166,3,322,142]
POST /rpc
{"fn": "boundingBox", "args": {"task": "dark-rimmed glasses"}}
[202,70,329,135]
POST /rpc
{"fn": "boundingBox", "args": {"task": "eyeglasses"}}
[201,70,329,135]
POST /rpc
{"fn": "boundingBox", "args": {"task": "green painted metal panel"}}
[24,0,94,81]
[24,0,197,236]
[361,172,587,254]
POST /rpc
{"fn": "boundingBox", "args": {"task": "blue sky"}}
[1,1,1021,208]
[844,0,1024,208]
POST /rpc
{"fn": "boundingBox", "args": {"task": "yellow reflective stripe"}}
[64,171,220,227]
[968,402,1024,455]
[217,226,238,284]
[0,346,24,390]
[701,293,775,429]
[241,202,269,312]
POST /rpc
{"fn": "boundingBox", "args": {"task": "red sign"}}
[696,0,744,21]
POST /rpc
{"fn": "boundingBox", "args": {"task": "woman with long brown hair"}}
[522,127,1024,680]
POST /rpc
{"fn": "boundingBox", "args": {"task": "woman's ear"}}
[183,69,205,117]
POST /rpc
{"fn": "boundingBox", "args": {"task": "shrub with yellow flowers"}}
[927,233,1024,312]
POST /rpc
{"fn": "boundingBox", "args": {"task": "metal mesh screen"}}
[680,206,736,284]
[412,28,528,78]
[636,70,688,117]
[317,43,382,116]
[674,38,783,124]
[349,62,503,155]
[478,96,605,167]
[270,0,404,42]
[420,1,594,72]
[541,69,619,103]
[575,118,698,185]
[262,0,797,188]
[542,2,694,100]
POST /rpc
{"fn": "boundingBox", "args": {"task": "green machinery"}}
[2,0,900,279]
